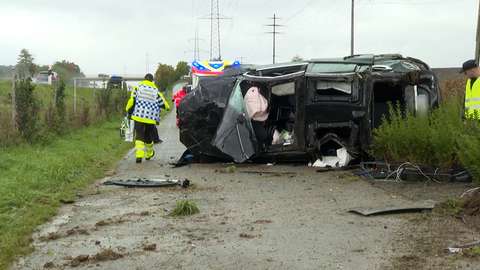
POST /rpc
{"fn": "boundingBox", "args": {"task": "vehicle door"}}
[303,56,374,159]
[211,80,257,162]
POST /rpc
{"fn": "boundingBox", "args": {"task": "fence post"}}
[54,77,58,107]
[93,84,96,121]
[11,67,15,135]
[74,78,77,116]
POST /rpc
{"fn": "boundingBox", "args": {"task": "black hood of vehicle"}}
[178,65,247,160]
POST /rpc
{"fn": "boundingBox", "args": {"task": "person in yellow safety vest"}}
[460,59,480,119]
[126,73,170,163]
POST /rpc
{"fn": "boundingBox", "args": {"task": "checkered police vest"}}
[132,83,161,122]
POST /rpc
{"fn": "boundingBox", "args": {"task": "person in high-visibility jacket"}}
[460,59,480,119]
[126,73,170,163]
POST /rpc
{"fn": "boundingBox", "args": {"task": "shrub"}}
[456,119,480,185]
[76,99,91,127]
[0,107,15,144]
[368,97,464,169]
[427,96,464,169]
[15,78,41,142]
[368,94,480,185]
[95,86,129,121]
[55,79,67,124]
[369,102,434,165]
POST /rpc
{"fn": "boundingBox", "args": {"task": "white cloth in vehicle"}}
[244,86,268,121]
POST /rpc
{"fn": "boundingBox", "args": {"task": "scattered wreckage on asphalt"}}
[178,54,442,165]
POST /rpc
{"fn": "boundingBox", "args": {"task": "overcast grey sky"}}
[0,0,477,76]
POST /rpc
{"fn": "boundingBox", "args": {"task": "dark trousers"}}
[134,121,155,144]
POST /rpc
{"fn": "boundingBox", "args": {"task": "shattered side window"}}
[309,63,357,73]
[308,77,359,102]
[316,81,351,96]
[228,82,249,115]
[272,82,295,96]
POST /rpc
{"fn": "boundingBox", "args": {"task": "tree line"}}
[2,48,191,89]
[1,48,191,145]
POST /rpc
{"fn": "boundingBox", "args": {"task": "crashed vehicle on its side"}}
[178,54,441,164]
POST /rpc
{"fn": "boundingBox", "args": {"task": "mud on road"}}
[10,91,480,269]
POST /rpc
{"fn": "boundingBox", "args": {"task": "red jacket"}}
[172,90,187,107]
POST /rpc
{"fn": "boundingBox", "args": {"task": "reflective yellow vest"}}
[126,80,169,124]
[464,78,480,119]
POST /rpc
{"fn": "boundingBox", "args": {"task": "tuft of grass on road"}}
[168,200,199,216]
[0,120,133,269]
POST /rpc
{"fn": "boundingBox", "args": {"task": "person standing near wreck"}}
[172,85,188,125]
[460,59,480,119]
[126,73,170,163]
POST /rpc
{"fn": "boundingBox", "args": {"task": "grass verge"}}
[0,119,132,269]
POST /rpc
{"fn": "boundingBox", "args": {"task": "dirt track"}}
[10,83,480,270]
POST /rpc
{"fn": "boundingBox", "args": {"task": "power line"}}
[283,0,316,24]
[351,0,354,55]
[199,0,232,61]
[476,0,480,62]
[141,51,155,74]
[265,14,285,64]
[376,0,469,4]
[186,29,208,61]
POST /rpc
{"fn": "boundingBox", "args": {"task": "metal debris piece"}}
[458,240,480,248]
[239,171,297,176]
[59,199,75,204]
[104,178,190,188]
[445,241,480,253]
[455,215,468,224]
[445,247,462,253]
[315,166,334,172]
[348,203,435,216]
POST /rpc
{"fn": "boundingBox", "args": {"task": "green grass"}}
[436,198,462,215]
[0,79,174,145]
[0,78,177,269]
[0,120,133,269]
[168,200,200,216]
[0,79,98,110]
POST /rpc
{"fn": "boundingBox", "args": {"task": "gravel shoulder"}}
[9,85,480,269]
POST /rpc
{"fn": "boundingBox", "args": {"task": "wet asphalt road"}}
[120,81,187,167]
[10,81,426,270]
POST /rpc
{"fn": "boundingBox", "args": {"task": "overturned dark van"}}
[178,54,441,164]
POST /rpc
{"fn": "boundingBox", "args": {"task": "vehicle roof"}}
[37,71,57,75]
